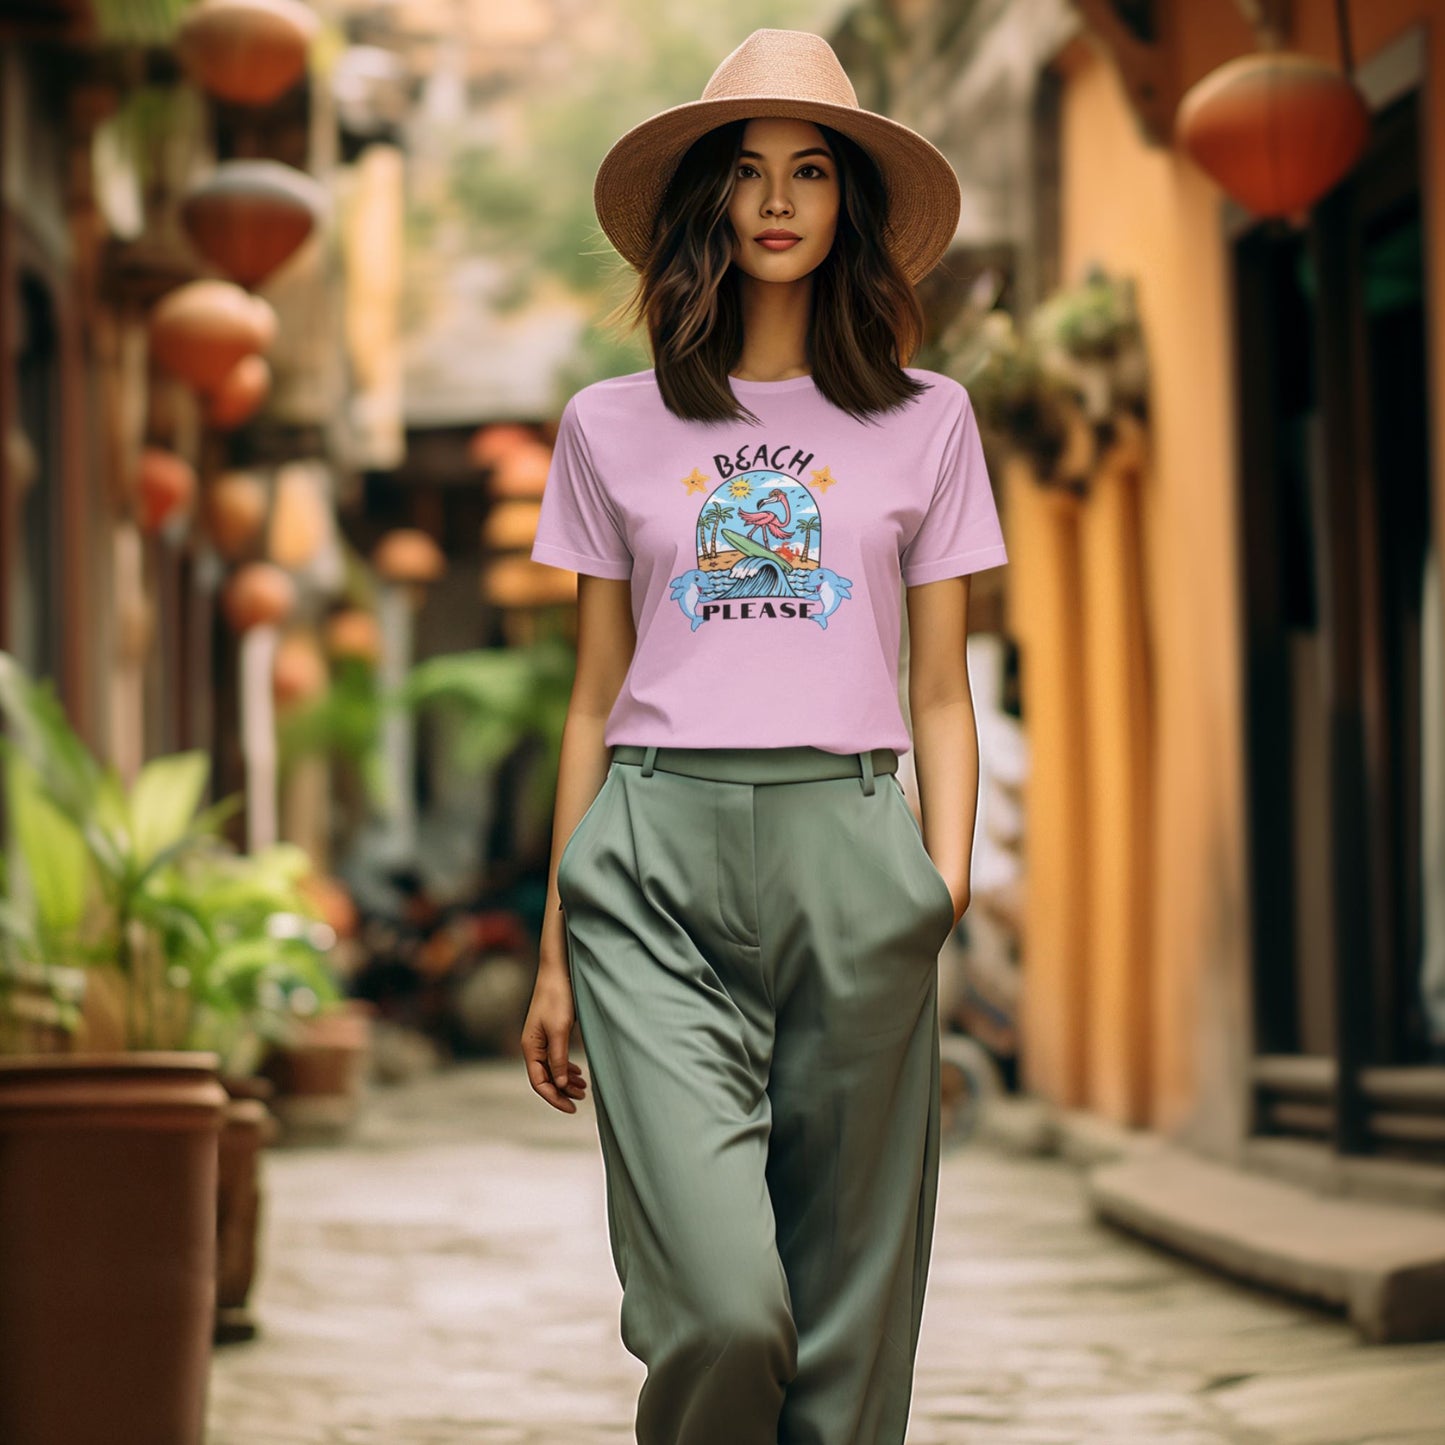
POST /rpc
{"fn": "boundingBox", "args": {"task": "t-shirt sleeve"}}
[530,395,633,580]
[899,385,1009,586]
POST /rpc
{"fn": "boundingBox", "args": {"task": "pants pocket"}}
[886,776,956,934]
[556,763,618,896]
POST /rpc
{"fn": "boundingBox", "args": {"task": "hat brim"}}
[593,96,962,286]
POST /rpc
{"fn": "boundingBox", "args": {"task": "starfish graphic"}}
[810,464,839,493]
[681,468,709,494]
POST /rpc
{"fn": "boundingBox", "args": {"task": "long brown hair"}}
[598,118,933,426]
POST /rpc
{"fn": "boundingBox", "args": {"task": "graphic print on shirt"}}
[667,467,853,631]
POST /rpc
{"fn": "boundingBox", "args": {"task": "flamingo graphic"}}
[736,488,794,551]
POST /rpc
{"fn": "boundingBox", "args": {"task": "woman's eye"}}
[736,164,830,179]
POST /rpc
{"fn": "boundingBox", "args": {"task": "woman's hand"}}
[521,927,588,1113]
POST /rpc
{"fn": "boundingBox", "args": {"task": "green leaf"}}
[129,750,211,866]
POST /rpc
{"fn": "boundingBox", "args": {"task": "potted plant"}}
[147,833,344,1340]
[0,651,339,1437]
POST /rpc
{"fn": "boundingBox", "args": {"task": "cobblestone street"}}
[207,1060,1445,1445]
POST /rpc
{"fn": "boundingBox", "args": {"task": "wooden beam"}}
[1071,0,1180,146]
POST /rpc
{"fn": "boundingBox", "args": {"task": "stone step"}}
[1087,1148,1445,1343]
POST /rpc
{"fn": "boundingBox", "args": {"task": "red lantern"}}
[136,447,197,532]
[207,354,272,430]
[181,160,325,288]
[176,0,318,107]
[222,561,296,632]
[491,440,551,500]
[150,281,276,394]
[207,470,269,560]
[468,423,535,469]
[1176,53,1369,218]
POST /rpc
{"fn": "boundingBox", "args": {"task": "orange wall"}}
[1054,2,1444,1154]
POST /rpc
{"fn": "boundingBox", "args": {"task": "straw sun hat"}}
[592,28,962,286]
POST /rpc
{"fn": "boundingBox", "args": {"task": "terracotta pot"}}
[214,1074,279,1345]
[207,354,272,430]
[0,1053,227,1445]
[177,0,319,106]
[181,160,325,288]
[260,1000,373,1145]
[149,280,275,395]
[1176,52,1369,217]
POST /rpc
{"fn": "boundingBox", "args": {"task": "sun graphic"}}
[728,477,753,498]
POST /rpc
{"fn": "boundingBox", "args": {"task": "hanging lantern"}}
[176,0,318,107]
[481,500,542,552]
[273,632,328,710]
[266,461,330,569]
[482,556,577,608]
[491,440,552,500]
[222,561,296,632]
[1176,53,1369,218]
[373,528,444,584]
[181,160,326,288]
[135,447,197,533]
[206,354,272,430]
[206,470,269,560]
[468,422,535,470]
[149,280,276,394]
[324,607,381,664]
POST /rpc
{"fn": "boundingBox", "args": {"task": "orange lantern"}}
[272,632,328,709]
[206,470,269,560]
[482,555,578,608]
[298,872,358,938]
[468,422,535,469]
[481,500,542,552]
[149,280,276,394]
[136,447,197,532]
[1176,53,1369,218]
[206,354,272,429]
[373,528,444,584]
[324,608,381,664]
[222,561,295,632]
[181,160,325,288]
[491,440,552,500]
[176,0,318,106]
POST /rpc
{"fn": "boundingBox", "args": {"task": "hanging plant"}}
[958,267,1150,492]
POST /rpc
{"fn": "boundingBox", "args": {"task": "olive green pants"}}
[557,742,955,1445]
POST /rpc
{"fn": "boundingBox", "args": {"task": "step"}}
[1087,1148,1445,1342]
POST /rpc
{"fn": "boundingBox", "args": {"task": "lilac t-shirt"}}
[530,366,1008,755]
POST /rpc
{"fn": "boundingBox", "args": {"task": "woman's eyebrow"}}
[737,147,833,161]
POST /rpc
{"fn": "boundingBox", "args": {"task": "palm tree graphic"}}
[795,514,821,563]
[701,501,733,561]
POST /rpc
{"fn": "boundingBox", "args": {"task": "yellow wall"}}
[1050,1,1445,1154]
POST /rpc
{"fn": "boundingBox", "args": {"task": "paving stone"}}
[207,1058,1445,1444]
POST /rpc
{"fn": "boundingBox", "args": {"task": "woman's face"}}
[726,117,840,283]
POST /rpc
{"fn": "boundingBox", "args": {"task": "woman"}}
[521,28,1008,1445]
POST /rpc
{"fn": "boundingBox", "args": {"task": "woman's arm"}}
[904,575,981,926]
[523,573,636,1113]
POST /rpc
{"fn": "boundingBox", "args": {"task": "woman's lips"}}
[756,236,801,250]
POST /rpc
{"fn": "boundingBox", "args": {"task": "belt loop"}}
[858,748,876,795]
[641,744,658,777]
